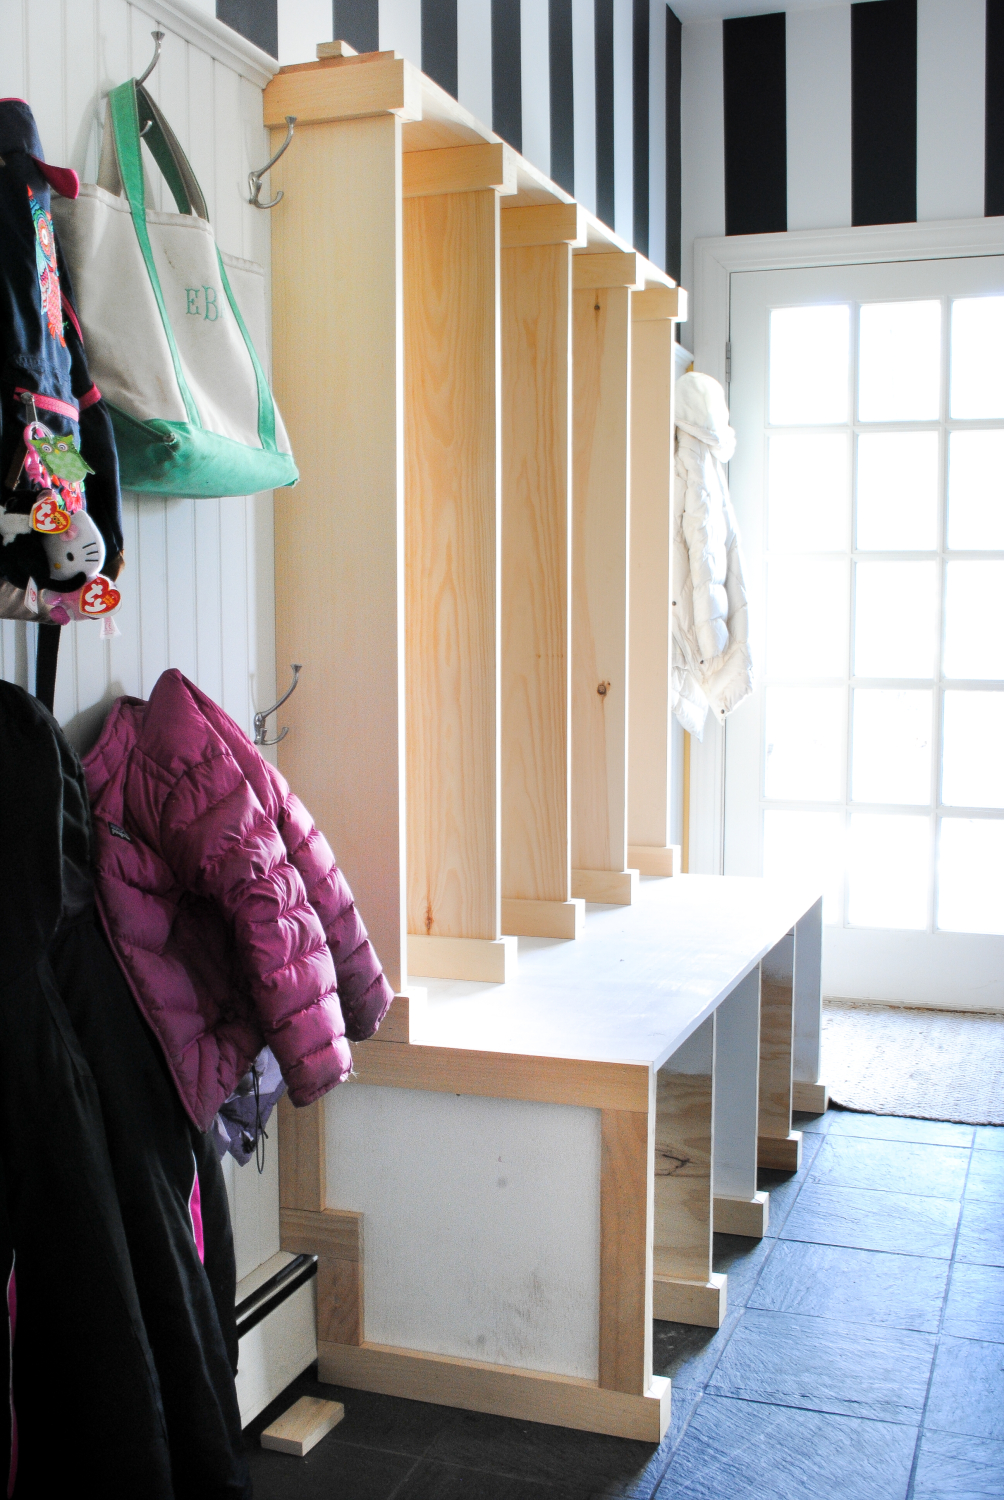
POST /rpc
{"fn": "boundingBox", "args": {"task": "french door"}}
[725,255,1004,1009]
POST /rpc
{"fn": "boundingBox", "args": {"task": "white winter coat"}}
[672,372,753,738]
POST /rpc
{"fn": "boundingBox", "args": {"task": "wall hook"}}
[254,663,302,746]
[248,116,296,209]
[137,30,165,87]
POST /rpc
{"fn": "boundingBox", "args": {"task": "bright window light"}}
[948,430,1004,550]
[938,818,1004,934]
[769,305,850,425]
[942,691,1004,809]
[847,814,929,929]
[763,810,844,921]
[852,689,932,806]
[856,431,939,551]
[859,301,941,422]
[768,433,850,553]
[950,296,1004,419]
[764,685,844,801]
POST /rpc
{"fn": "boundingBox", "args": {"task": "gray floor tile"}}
[956,1199,1004,1268]
[652,1396,916,1500]
[912,1430,1004,1499]
[943,1262,1004,1344]
[652,1309,741,1389]
[967,1150,1004,1204]
[711,1233,772,1309]
[826,1113,975,1148]
[781,1182,961,1258]
[975,1126,1004,1154]
[792,1110,835,1136]
[757,1130,827,1237]
[706,1307,934,1424]
[424,1408,658,1495]
[392,1459,585,1498]
[748,1239,948,1332]
[807,1136,970,1200]
[924,1336,1004,1441]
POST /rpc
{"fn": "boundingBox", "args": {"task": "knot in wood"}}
[655,1149,690,1176]
[597,681,609,697]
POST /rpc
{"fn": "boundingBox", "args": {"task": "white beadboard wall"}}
[0,0,283,1281]
[0,0,280,769]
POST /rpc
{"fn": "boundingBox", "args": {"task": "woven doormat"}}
[824,1000,1004,1125]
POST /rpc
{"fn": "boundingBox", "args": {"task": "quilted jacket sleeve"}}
[268,772,394,1042]
[159,749,354,1107]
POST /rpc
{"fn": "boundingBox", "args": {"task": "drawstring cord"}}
[251,1061,268,1175]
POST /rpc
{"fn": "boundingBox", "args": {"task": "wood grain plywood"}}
[571,287,632,876]
[758,933,796,1143]
[271,114,406,993]
[404,189,502,943]
[277,1096,326,1213]
[501,242,573,908]
[599,1106,654,1396]
[628,314,675,851]
[264,55,421,126]
[403,142,515,198]
[653,1023,714,1285]
[318,1342,670,1441]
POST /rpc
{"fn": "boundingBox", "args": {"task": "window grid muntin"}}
[760,292,1004,933]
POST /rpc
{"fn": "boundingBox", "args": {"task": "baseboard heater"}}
[235,1254,319,1426]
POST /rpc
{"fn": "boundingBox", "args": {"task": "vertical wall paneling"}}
[550,0,576,195]
[594,0,615,226]
[723,12,786,236]
[381,0,423,64]
[2,2,277,772]
[612,0,634,242]
[457,0,493,125]
[988,0,1004,215]
[647,0,666,275]
[679,20,723,350]
[851,0,917,226]
[521,0,551,175]
[664,5,681,285]
[333,0,380,53]
[572,0,597,214]
[632,0,649,256]
[917,0,985,221]
[491,0,522,150]
[786,4,852,232]
[422,0,459,97]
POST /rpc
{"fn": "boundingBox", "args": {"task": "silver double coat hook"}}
[254,664,302,747]
[248,116,296,209]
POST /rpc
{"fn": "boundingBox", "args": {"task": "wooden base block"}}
[571,869,639,905]
[261,1395,344,1456]
[407,935,517,983]
[373,988,427,1044]
[627,845,680,877]
[318,1341,671,1442]
[758,1131,803,1172]
[652,1272,727,1329]
[713,1192,769,1239]
[501,897,585,939]
[792,1080,829,1115]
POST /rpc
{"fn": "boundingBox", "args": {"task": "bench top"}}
[404,875,821,1070]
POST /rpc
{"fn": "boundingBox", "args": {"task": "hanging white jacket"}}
[672,372,753,738]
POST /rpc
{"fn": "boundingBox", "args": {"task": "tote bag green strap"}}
[107,80,281,456]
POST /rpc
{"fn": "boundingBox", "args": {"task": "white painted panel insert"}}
[793,898,824,1085]
[712,966,760,1200]
[786,4,852,232]
[326,1084,601,1379]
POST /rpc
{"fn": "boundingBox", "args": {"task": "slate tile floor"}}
[245,1110,1004,1499]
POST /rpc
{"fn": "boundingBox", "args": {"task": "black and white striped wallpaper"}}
[215,0,1003,345]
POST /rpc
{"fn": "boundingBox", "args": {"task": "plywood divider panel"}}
[404,187,504,972]
[653,1018,719,1329]
[271,112,406,994]
[599,1102,654,1396]
[628,308,676,866]
[277,1096,326,1213]
[571,285,633,890]
[793,897,826,1096]
[500,239,575,936]
[758,932,803,1172]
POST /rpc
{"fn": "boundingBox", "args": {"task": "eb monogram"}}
[185,285,220,321]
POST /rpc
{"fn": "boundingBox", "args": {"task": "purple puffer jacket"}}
[83,669,393,1132]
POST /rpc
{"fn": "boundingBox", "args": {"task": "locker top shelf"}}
[263,42,675,290]
[402,876,821,1074]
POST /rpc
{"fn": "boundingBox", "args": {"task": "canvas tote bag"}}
[52,81,297,498]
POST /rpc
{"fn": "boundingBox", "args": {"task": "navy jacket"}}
[0,99,123,591]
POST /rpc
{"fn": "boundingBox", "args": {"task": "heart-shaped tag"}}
[31,494,71,534]
[78,575,121,617]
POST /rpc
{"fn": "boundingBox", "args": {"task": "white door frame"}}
[687,215,1004,876]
